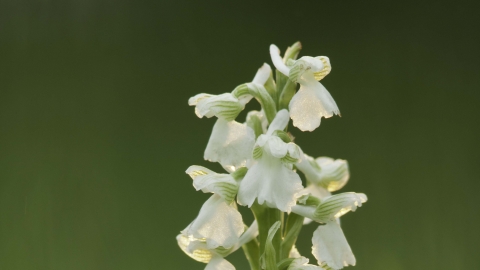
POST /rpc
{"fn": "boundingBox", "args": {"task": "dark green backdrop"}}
[1,0,479,269]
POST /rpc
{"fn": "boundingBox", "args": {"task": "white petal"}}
[189,93,212,106]
[176,234,213,263]
[312,222,356,269]
[296,154,322,183]
[256,134,269,148]
[289,73,339,132]
[266,136,289,158]
[289,245,301,259]
[304,184,332,199]
[205,119,255,169]
[314,82,340,117]
[299,56,325,72]
[286,143,303,161]
[237,153,304,212]
[205,255,236,270]
[269,44,290,76]
[314,193,367,222]
[252,63,272,85]
[183,194,244,249]
[315,157,350,192]
[288,256,323,270]
[185,165,238,201]
[266,109,290,135]
[236,220,259,248]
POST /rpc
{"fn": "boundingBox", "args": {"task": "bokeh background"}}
[1,0,479,269]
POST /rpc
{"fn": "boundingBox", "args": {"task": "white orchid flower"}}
[189,92,244,121]
[270,44,340,131]
[237,110,304,212]
[177,221,259,270]
[293,154,351,225]
[297,155,350,193]
[293,153,367,269]
[292,192,367,223]
[288,256,324,270]
[189,64,272,170]
[290,192,366,270]
[183,166,244,249]
[188,63,272,121]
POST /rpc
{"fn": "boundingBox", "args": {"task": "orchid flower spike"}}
[270,44,340,132]
[188,63,272,121]
[180,42,368,270]
[237,110,305,212]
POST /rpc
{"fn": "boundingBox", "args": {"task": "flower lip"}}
[312,221,356,269]
[288,73,340,132]
[182,194,244,250]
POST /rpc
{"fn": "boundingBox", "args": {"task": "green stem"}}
[275,42,302,107]
[251,202,283,263]
[280,213,304,260]
[278,79,296,110]
[265,72,277,103]
[242,238,261,270]
[275,70,288,106]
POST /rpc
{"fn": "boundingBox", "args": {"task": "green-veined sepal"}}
[186,165,238,202]
[272,130,292,143]
[313,192,367,222]
[253,146,263,160]
[189,93,244,121]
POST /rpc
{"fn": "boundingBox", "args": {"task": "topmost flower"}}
[270,44,340,131]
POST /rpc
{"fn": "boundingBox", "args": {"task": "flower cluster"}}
[177,42,367,270]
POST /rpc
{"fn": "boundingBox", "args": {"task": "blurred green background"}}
[1,0,479,269]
